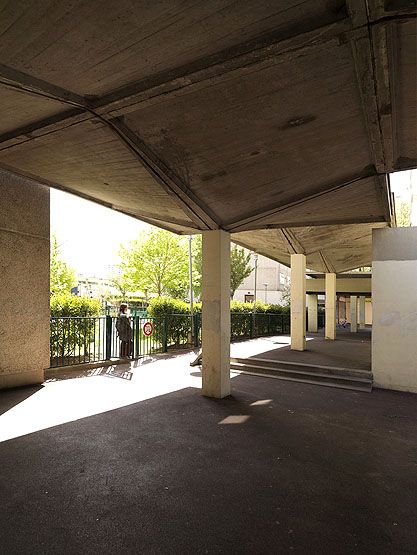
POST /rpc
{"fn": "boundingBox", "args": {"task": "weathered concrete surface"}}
[372,227,417,393]
[248,328,372,371]
[0,2,411,270]
[0,358,416,554]
[306,277,372,295]
[290,254,306,351]
[202,230,231,398]
[0,170,50,388]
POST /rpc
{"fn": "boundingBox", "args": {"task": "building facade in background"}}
[234,252,290,305]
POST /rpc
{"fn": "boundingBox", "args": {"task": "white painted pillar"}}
[325,273,336,340]
[359,296,366,329]
[350,295,358,332]
[307,294,318,333]
[290,254,306,351]
[202,230,231,398]
[372,227,417,393]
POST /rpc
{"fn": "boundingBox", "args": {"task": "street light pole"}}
[188,235,194,342]
[253,253,258,311]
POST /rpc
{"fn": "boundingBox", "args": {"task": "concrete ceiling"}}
[0,1,415,271]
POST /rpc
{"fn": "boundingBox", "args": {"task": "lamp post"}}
[263,283,268,303]
[188,235,194,342]
[253,253,258,311]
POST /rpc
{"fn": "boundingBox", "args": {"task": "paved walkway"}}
[231,328,371,370]
[0,351,416,554]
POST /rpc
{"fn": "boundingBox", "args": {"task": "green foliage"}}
[147,297,192,347]
[396,199,411,227]
[119,229,189,298]
[50,292,101,317]
[109,274,133,297]
[50,293,102,361]
[230,245,253,298]
[192,238,253,298]
[50,235,76,294]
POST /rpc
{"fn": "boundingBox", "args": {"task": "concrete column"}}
[290,254,306,351]
[307,294,318,333]
[325,273,336,340]
[0,170,50,389]
[202,230,231,398]
[359,296,366,329]
[350,295,358,333]
[372,228,417,393]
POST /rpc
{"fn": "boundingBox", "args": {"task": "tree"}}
[118,229,189,298]
[192,238,253,299]
[50,235,76,294]
[230,245,253,298]
[396,199,411,227]
[109,274,132,298]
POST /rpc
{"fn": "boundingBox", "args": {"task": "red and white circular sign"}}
[143,321,154,336]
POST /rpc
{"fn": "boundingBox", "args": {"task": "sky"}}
[51,169,417,276]
[50,190,150,276]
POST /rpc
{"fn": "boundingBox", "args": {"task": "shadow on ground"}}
[1,372,416,553]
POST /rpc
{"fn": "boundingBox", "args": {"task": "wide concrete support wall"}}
[202,230,231,398]
[0,170,50,389]
[325,273,336,340]
[307,294,318,333]
[350,295,358,332]
[290,254,306,351]
[372,228,417,393]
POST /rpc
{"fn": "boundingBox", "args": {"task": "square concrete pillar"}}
[307,294,318,333]
[290,254,306,351]
[372,228,417,393]
[0,170,50,389]
[350,295,358,333]
[325,273,336,340]
[201,230,231,398]
[359,296,366,329]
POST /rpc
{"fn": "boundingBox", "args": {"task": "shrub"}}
[147,297,192,347]
[50,293,102,360]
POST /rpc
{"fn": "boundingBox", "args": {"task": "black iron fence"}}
[50,312,291,368]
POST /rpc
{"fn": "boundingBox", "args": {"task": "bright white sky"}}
[51,169,416,276]
[50,190,150,276]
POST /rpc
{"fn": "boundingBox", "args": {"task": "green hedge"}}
[146,297,289,347]
[50,293,102,360]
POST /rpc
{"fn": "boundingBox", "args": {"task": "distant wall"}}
[372,227,417,393]
[0,170,50,389]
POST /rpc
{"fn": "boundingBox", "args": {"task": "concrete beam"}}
[107,118,219,230]
[306,278,372,295]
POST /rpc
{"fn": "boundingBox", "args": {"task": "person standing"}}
[116,303,133,358]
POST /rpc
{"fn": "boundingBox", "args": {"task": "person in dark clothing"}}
[116,303,133,358]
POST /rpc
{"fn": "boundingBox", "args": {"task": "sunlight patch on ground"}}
[0,353,201,443]
[218,415,251,425]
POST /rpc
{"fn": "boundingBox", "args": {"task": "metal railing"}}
[50,312,291,368]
